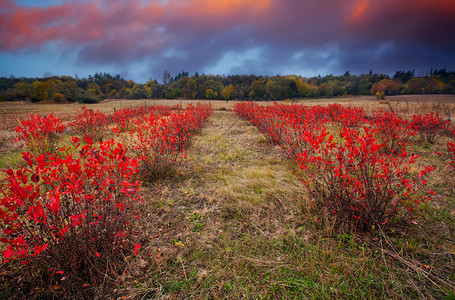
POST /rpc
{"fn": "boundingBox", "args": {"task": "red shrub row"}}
[130,103,213,180]
[2,103,213,290]
[235,102,434,231]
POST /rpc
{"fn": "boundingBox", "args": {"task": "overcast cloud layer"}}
[1,0,454,82]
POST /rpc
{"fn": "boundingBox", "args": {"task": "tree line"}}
[1,69,454,103]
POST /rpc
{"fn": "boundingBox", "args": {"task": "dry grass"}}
[0,99,243,153]
[0,99,242,131]
[295,95,455,120]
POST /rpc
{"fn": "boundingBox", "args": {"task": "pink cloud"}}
[0,0,453,77]
[0,0,274,51]
[2,0,453,51]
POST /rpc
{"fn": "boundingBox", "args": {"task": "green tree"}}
[248,78,266,99]
[13,81,32,100]
[393,70,414,83]
[180,77,198,99]
[283,76,300,98]
[165,86,181,99]
[264,79,287,100]
[144,79,162,98]
[358,77,372,95]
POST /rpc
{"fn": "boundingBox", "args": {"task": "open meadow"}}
[1,95,455,299]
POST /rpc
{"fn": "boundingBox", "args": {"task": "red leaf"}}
[31,173,39,183]
[3,247,14,259]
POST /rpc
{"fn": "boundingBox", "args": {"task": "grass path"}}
[133,111,309,298]
[123,110,453,299]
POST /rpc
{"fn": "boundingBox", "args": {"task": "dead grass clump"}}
[0,130,18,152]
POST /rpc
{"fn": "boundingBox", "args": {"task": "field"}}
[1,95,455,299]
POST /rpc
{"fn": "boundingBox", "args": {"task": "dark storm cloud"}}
[0,0,454,80]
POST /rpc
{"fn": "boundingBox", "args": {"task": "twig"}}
[372,224,454,292]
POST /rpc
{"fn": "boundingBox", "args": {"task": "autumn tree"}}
[205,88,217,99]
[298,82,319,98]
[87,82,102,95]
[129,84,147,99]
[221,84,234,100]
[13,81,32,100]
[318,83,334,97]
[199,79,222,99]
[31,81,49,102]
[230,84,247,99]
[426,77,449,94]
[52,92,66,103]
[144,79,162,98]
[371,79,401,95]
[403,78,427,94]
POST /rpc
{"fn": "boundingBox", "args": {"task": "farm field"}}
[2,95,454,151]
[0,96,455,299]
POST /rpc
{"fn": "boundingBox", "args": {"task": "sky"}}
[1,0,455,83]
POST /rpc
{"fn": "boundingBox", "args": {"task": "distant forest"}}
[1,69,454,103]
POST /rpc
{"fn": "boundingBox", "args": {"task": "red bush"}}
[130,104,212,180]
[297,126,433,231]
[368,109,411,154]
[409,112,450,144]
[15,114,65,154]
[71,107,108,141]
[1,137,142,284]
